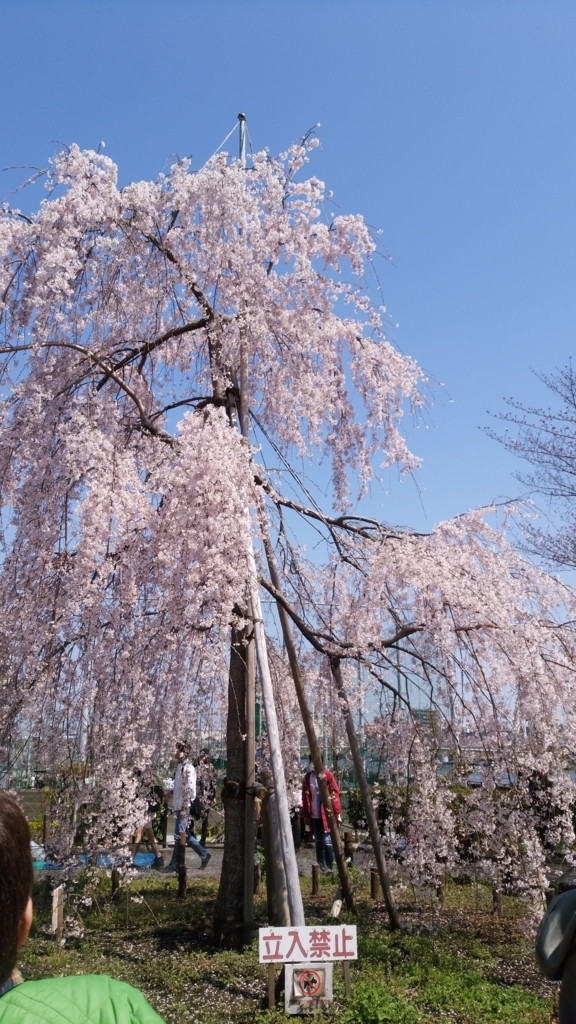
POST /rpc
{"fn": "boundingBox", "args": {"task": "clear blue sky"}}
[1,0,574,531]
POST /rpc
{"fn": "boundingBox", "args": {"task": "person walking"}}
[133,774,164,869]
[192,749,216,848]
[302,756,341,873]
[163,741,211,872]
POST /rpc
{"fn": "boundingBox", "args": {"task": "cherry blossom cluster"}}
[0,139,423,851]
[266,505,576,912]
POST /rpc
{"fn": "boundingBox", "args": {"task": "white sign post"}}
[259,925,357,1012]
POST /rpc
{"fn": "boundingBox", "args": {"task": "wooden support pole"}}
[371,868,380,900]
[274,966,286,1004]
[331,886,343,919]
[312,864,320,895]
[263,533,356,914]
[178,864,187,899]
[331,658,400,930]
[51,884,64,947]
[161,804,168,849]
[254,861,262,896]
[344,831,354,863]
[260,770,290,926]
[111,867,120,901]
[249,564,304,927]
[267,964,275,1009]
[343,962,352,999]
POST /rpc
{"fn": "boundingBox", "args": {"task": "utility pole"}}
[238,113,257,941]
[238,113,247,169]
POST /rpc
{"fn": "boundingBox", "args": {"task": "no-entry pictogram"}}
[295,968,322,998]
[285,962,333,1014]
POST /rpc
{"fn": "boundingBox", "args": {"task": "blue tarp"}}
[78,852,155,868]
[133,852,155,867]
[32,852,156,870]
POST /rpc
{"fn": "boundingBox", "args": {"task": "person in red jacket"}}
[301,756,341,873]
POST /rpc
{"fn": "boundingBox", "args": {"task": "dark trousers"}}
[311,817,333,870]
[560,946,576,1024]
[291,812,301,850]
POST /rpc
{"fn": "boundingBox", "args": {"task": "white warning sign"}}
[258,924,357,964]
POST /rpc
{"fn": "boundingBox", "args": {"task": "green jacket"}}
[0,975,165,1023]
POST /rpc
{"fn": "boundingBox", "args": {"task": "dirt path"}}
[149,842,319,881]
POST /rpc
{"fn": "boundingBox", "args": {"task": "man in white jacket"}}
[163,741,211,872]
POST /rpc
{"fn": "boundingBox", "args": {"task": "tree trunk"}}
[213,626,248,946]
[243,608,255,943]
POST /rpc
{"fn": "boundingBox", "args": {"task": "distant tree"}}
[489,362,576,569]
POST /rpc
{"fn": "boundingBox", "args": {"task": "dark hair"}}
[176,741,189,755]
[0,793,33,983]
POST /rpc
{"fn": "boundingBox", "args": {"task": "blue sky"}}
[1,0,574,531]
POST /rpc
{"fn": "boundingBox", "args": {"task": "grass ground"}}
[22,869,558,1023]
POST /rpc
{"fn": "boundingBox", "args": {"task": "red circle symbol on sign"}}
[296,969,322,997]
